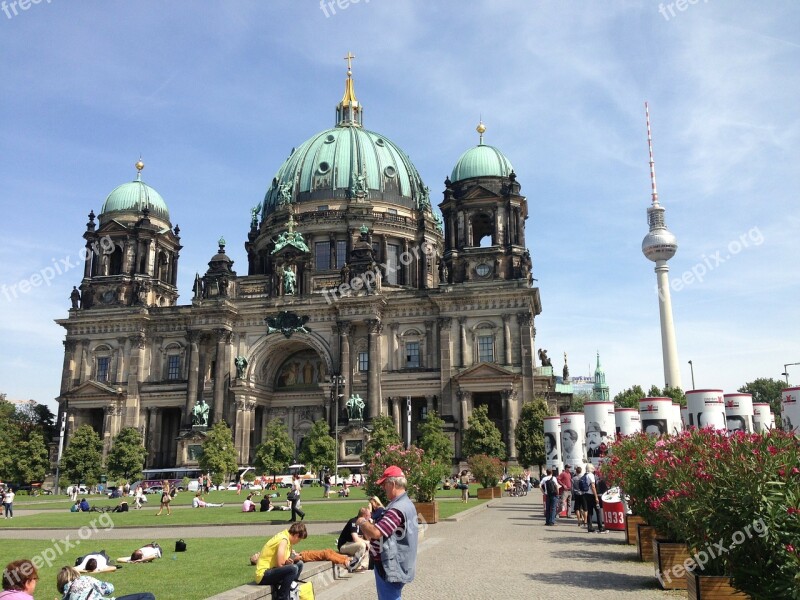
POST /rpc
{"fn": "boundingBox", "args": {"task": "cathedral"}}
[55,61,560,470]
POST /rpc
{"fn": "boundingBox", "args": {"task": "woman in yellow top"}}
[254,522,307,599]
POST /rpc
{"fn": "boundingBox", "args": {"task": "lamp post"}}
[54,401,68,495]
[783,363,800,385]
[688,360,695,390]
[406,395,412,449]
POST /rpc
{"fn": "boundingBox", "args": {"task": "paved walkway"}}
[3,494,686,599]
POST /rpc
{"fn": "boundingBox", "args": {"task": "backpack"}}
[545,477,558,496]
[578,474,591,494]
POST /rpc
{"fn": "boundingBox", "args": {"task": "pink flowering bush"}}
[364,444,449,504]
[603,428,800,598]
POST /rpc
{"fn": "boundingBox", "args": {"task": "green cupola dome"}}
[261,64,430,218]
[100,161,170,221]
[450,122,514,183]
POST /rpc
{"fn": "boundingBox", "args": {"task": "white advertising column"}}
[686,389,726,430]
[543,416,562,472]
[753,403,773,433]
[559,412,585,468]
[615,408,641,437]
[781,387,800,434]
[639,398,673,436]
[671,403,683,435]
[584,401,615,466]
[723,393,754,433]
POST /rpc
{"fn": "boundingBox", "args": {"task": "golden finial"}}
[344,51,355,75]
[476,120,486,144]
[135,157,145,180]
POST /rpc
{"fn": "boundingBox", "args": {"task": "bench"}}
[205,560,342,600]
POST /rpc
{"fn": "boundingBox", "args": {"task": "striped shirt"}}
[369,507,405,562]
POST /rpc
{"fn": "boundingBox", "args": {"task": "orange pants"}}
[298,549,350,566]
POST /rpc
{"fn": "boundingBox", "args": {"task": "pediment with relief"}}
[454,362,519,383]
[59,380,122,402]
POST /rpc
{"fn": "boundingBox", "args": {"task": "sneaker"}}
[599,529,609,534]
[346,556,360,572]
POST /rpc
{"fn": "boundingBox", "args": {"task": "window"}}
[386,244,399,285]
[387,208,398,215]
[336,240,347,269]
[476,263,491,277]
[477,335,494,363]
[358,351,369,372]
[315,241,331,270]
[97,357,110,382]
[317,205,329,211]
[406,341,420,368]
[167,355,181,380]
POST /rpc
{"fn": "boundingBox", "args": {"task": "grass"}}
[0,535,338,600]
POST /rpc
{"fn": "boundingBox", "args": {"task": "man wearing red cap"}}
[357,466,419,600]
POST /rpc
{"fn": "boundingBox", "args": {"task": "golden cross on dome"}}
[344,51,355,72]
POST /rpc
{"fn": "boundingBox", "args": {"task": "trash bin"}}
[601,487,625,531]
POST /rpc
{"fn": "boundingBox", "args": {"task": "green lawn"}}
[0,535,337,600]
[4,491,485,529]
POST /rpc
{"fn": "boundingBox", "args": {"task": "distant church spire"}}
[476,119,486,145]
[337,51,363,127]
[593,351,609,401]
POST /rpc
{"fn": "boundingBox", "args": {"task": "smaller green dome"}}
[101,179,169,221]
[450,144,514,183]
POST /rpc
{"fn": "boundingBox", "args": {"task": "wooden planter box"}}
[414,501,439,524]
[653,539,693,590]
[686,569,750,599]
[625,514,647,546]
[637,524,657,562]
[477,486,501,499]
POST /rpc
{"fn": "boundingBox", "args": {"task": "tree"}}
[199,421,239,487]
[568,391,592,412]
[16,431,50,484]
[361,415,401,464]
[613,385,646,408]
[515,398,550,468]
[462,404,506,460]
[739,378,787,417]
[13,402,57,443]
[59,424,103,486]
[106,427,147,481]
[417,411,452,466]
[647,385,687,406]
[298,419,335,475]
[254,418,295,484]
[0,398,20,481]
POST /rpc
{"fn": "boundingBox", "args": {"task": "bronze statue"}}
[191,399,209,427]
[234,356,248,379]
[346,393,365,420]
[70,286,81,309]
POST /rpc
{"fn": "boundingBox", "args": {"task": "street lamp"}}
[688,360,695,390]
[783,363,800,385]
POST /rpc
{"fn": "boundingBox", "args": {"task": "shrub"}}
[467,454,504,488]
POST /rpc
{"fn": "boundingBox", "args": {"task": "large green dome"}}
[450,143,514,183]
[101,177,170,221]
[262,125,429,217]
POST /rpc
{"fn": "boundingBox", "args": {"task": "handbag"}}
[287,489,298,501]
[175,539,186,552]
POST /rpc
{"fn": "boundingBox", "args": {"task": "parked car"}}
[144,485,164,495]
[67,484,90,496]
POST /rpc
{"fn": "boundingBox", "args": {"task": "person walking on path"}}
[323,472,331,498]
[357,466,419,600]
[254,522,307,600]
[2,488,14,519]
[572,465,586,527]
[539,468,559,526]
[458,470,471,503]
[288,474,305,522]
[583,464,607,533]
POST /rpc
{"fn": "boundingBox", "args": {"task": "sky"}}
[1,1,798,410]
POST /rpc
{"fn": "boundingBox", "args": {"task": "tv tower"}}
[641,102,682,390]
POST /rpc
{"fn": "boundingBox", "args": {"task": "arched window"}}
[471,212,494,247]
[93,344,113,383]
[471,322,498,364]
[401,328,424,369]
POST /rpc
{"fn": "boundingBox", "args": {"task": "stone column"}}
[502,314,512,366]
[114,337,126,383]
[184,331,200,428]
[102,405,114,459]
[420,240,429,289]
[389,323,399,371]
[517,313,534,402]
[391,397,401,436]
[425,394,435,417]
[212,329,231,425]
[367,319,383,419]
[79,338,90,383]
[458,317,468,368]
[402,239,411,287]
[517,207,526,246]
[124,333,145,428]
[424,321,434,368]
[338,322,352,401]
[61,340,76,394]
[147,407,161,467]
[329,233,336,270]
[171,252,180,286]
[501,389,518,460]
[83,242,93,278]
[234,398,247,463]
[438,318,453,417]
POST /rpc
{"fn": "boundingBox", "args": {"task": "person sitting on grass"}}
[242,493,257,513]
[57,566,155,600]
[259,495,274,512]
[78,498,90,512]
[70,501,80,513]
[192,491,223,508]
[1,559,38,599]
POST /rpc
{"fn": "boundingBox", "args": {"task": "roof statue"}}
[272,214,310,254]
[250,202,262,228]
[191,398,209,427]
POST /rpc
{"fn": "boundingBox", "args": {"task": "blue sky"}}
[1,1,798,409]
